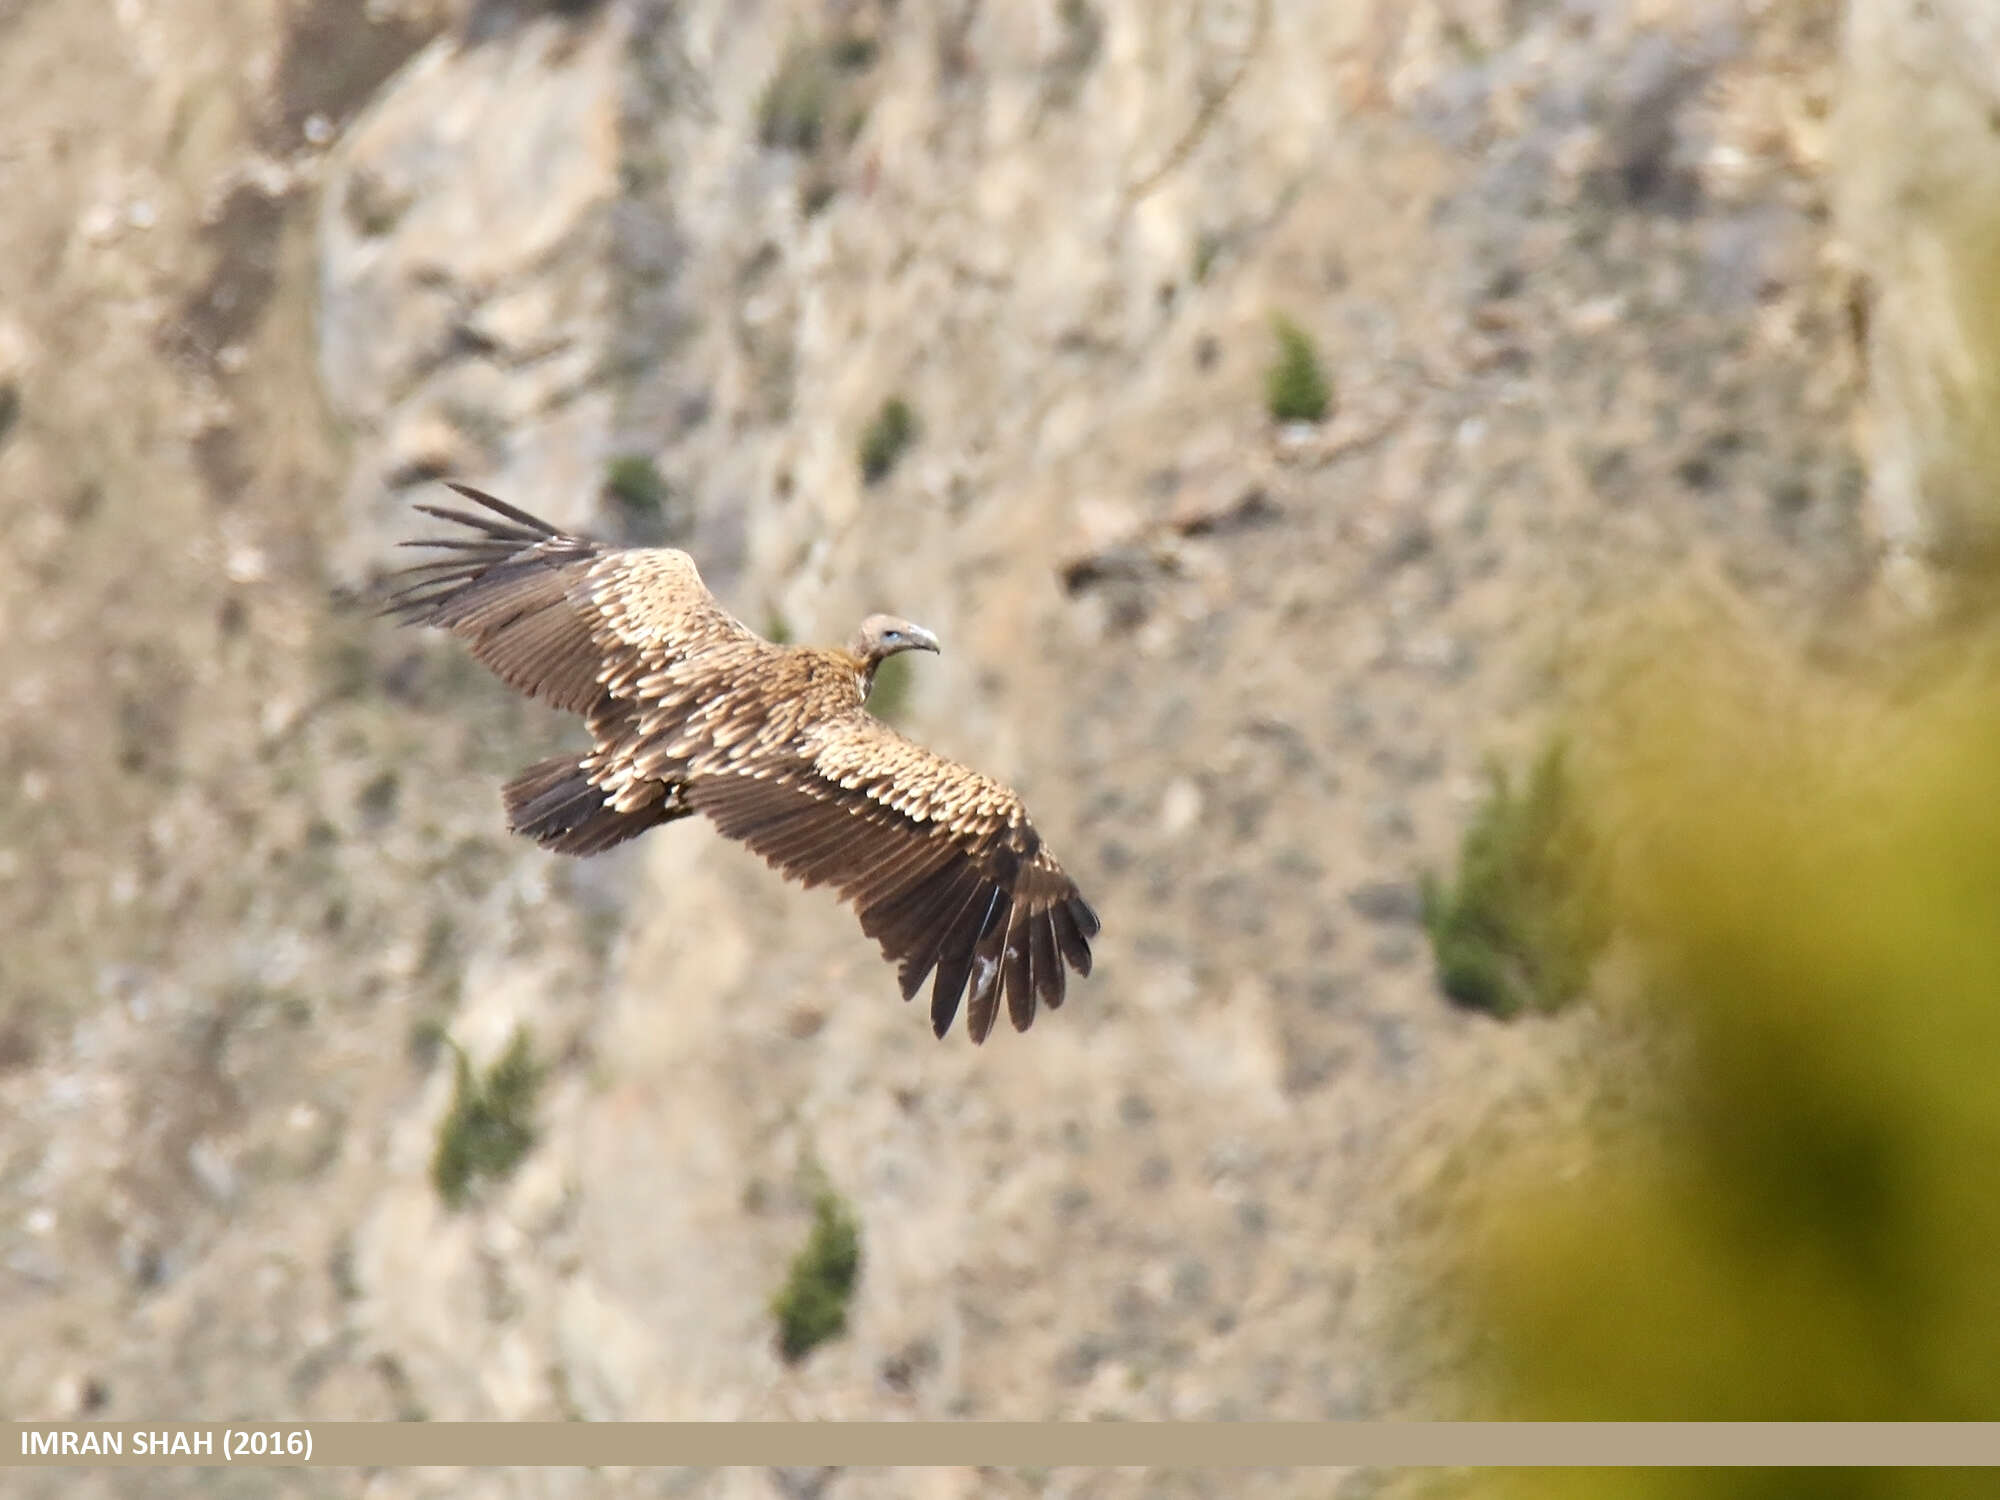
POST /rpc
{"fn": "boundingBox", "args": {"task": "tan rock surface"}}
[1835,0,2000,604]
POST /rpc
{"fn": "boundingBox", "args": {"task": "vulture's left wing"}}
[380,484,614,713]
[686,715,1099,1042]
[381,483,756,716]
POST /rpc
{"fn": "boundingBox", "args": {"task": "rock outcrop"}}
[1835,0,2000,606]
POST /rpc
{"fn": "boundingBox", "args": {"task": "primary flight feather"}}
[382,483,1099,1043]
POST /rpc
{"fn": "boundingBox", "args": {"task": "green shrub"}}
[865,651,913,723]
[432,1026,546,1209]
[1422,741,1607,1019]
[858,396,917,485]
[1265,314,1331,423]
[602,453,668,518]
[829,32,878,71]
[772,1189,862,1362]
[1441,622,2000,1461]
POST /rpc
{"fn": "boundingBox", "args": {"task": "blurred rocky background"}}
[3,0,1998,1496]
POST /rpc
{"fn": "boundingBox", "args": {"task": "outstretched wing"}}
[381,483,752,715]
[685,712,1100,1044]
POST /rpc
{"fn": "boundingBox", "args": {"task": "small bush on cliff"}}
[602,453,668,519]
[1422,741,1607,1018]
[866,651,914,723]
[858,396,917,485]
[773,1188,862,1362]
[1265,314,1331,424]
[432,1026,545,1208]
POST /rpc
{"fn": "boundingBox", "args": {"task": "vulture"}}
[382,483,1099,1043]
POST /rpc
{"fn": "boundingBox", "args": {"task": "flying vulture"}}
[383,483,1099,1042]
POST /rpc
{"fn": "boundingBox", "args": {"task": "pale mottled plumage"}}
[383,483,1098,1042]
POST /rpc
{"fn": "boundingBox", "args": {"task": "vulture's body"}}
[384,483,1098,1043]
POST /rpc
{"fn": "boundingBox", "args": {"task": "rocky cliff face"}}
[1835,0,2000,604]
[1,0,1880,1494]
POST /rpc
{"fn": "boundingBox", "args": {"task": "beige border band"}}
[5,1422,1998,1467]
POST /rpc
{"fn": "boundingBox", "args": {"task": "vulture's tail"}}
[502,755,685,856]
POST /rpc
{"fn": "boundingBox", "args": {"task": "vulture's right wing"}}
[686,714,1099,1043]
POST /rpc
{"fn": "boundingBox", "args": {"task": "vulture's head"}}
[850,613,941,678]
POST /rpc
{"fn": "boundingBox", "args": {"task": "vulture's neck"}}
[853,653,886,699]
[819,648,879,700]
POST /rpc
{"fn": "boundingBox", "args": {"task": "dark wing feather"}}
[382,482,754,717]
[380,484,613,713]
[685,713,1097,1042]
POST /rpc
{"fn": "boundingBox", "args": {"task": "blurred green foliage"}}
[858,395,917,485]
[867,650,913,723]
[603,452,668,518]
[773,1188,862,1362]
[829,32,878,72]
[432,1026,545,1209]
[1422,741,1607,1018]
[1474,1475,1994,1500]
[1444,625,2000,1490]
[1265,314,1330,423]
